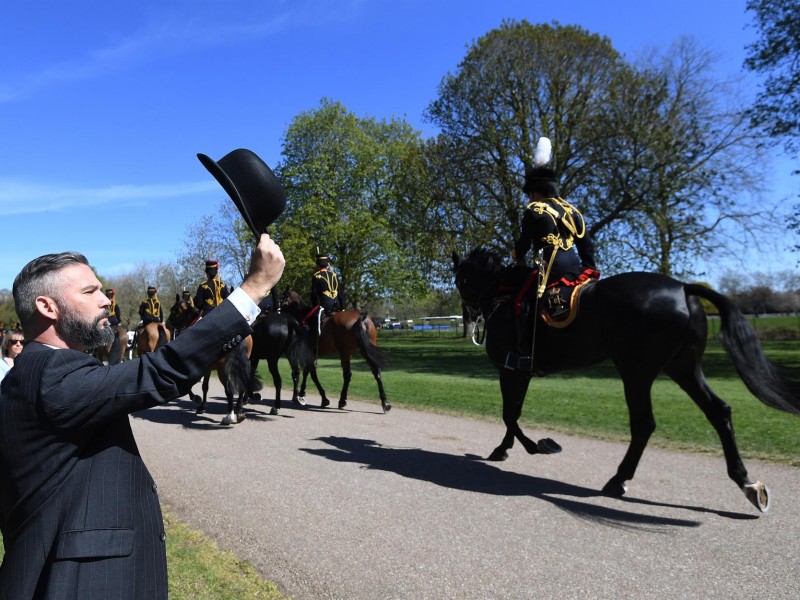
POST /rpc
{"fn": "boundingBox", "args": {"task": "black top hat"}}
[197,148,287,239]
[204,259,219,270]
[523,166,560,197]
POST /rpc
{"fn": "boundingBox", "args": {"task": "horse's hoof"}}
[602,479,628,497]
[236,412,246,423]
[251,392,261,403]
[536,438,562,454]
[269,407,279,416]
[382,402,392,413]
[294,396,306,406]
[743,482,770,513]
[321,398,330,408]
[338,400,347,410]
[221,414,234,426]
[487,448,508,461]
[195,407,205,415]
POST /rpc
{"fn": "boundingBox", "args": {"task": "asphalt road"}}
[132,378,800,600]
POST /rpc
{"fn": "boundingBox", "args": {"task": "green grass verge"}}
[273,331,800,466]
[0,511,287,599]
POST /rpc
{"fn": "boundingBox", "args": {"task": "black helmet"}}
[522,166,559,197]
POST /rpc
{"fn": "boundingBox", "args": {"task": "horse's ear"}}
[452,251,460,272]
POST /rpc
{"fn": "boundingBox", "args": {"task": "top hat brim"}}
[197,153,259,237]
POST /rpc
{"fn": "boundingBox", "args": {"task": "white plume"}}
[533,137,552,167]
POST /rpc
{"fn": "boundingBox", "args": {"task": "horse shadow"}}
[133,396,279,429]
[301,436,757,530]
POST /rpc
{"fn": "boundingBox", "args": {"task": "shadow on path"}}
[302,436,755,530]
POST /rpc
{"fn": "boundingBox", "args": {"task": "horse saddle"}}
[505,267,599,328]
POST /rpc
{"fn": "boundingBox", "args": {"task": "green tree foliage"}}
[274,99,428,309]
[424,20,622,260]
[425,20,763,277]
[745,0,800,155]
[584,38,763,277]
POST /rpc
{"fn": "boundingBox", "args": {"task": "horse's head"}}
[452,248,505,311]
[280,289,305,315]
[168,299,200,329]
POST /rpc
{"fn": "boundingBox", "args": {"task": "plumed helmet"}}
[523,136,560,197]
[197,148,287,239]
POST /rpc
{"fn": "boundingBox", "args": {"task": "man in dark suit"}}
[0,234,284,599]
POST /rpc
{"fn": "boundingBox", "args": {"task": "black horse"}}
[452,248,800,512]
[169,298,260,425]
[249,312,315,415]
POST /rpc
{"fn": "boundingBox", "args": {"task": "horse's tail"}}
[355,314,389,370]
[287,316,315,368]
[685,283,800,414]
[225,340,263,397]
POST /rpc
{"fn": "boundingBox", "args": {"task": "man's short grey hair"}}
[13,252,90,327]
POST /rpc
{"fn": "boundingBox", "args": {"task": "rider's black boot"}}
[504,309,533,371]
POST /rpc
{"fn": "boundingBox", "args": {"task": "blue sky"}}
[0,0,793,289]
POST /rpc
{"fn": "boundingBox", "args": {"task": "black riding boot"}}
[504,309,533,371]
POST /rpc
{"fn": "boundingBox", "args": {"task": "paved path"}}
[132,379,800,599]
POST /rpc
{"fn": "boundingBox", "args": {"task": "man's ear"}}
[34,296,59,321]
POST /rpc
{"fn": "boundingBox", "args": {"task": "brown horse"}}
[94,324,128,365]
[281,289,390,413]
[170,299,260,425]
[136,321,170,356]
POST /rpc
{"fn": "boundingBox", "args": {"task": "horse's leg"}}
[220,369,241,426]
[338,356,352,410]
[306,364,329,408]
[290,358,305,406]
[247,358,261,404]
[268,356,282,416]
[489,369,556,460]
[601,368,657,498]
[195,372,211,414]
[665,359,769,512]
[365,357,390,413]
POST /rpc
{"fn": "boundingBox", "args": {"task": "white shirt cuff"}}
[227,287,261,325]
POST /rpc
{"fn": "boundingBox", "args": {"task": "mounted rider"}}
[106,289,121,327]
[507,137,599,371]
[105,288,125,365]
[257,286,282,316]
[194,259,230,317]
[138,286,164,325]
[309,253,343,335]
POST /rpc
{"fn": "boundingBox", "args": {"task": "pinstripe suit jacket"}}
[0,300,252,599]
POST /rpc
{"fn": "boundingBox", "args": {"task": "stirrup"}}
[504,352,533,372]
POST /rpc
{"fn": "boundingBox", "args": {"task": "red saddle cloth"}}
[512,268,600,328]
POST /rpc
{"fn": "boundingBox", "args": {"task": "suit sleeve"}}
[37,301,253,430]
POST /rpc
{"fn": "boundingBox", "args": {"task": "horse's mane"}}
[466,247,505,275]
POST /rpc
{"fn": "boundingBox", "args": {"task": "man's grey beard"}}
[56,306,115,350]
